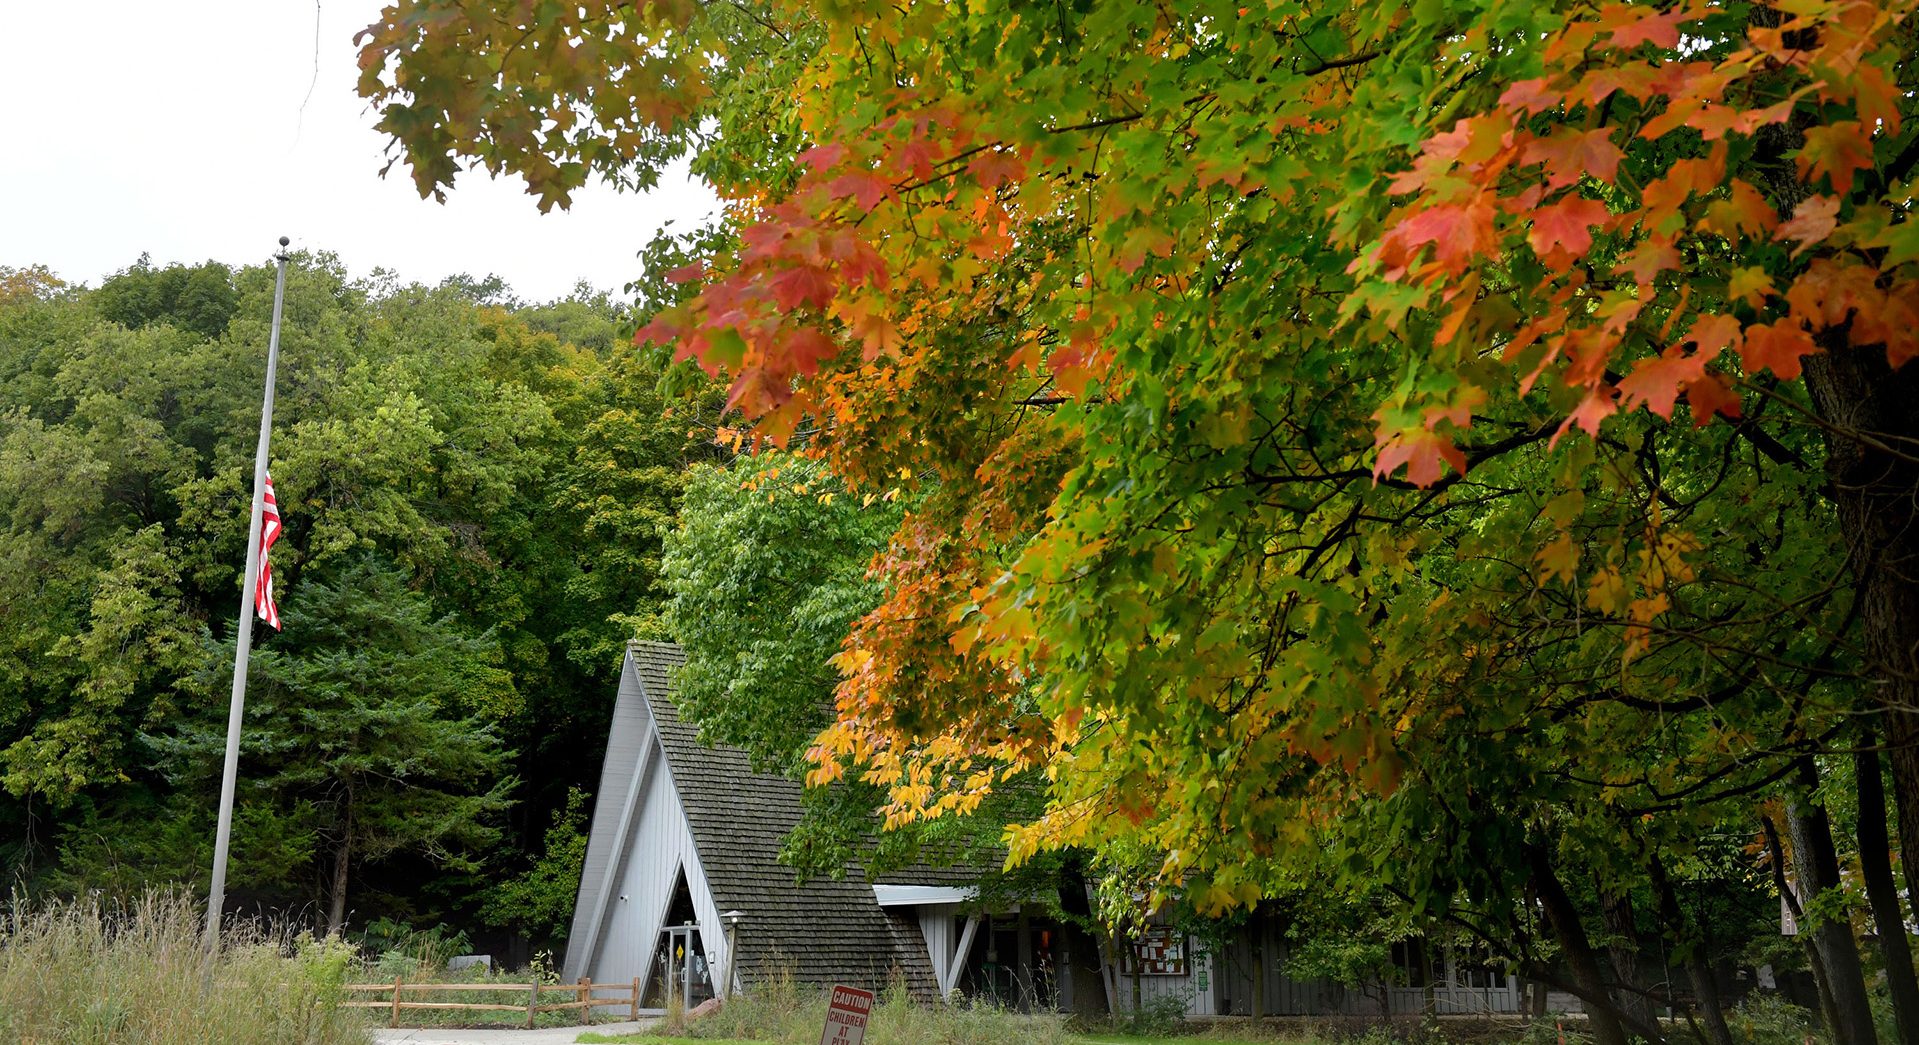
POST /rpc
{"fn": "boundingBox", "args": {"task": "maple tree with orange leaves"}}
[362,3,1917,1039]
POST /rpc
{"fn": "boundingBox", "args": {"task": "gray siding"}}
[564,654,655,980]
[563,642,938,998]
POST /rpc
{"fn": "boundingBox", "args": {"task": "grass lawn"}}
[575,1027,1304,1035]
[577,1039,759,1044]
[1066,1027,1289,1035]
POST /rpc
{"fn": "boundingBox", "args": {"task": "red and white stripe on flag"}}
[255,474,282,630]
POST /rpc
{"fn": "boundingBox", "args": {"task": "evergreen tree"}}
[153,557,515,934]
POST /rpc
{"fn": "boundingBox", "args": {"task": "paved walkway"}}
[372,1021,651,1044]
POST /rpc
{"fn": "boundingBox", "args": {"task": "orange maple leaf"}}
[1374,428,1465,487]
[1614,237,1680,286]
[1387,197,1498,275]
[1740,320,1820,380]
[1797,122,1874,197]
[1618,345,1709,419]
[1522,128,1625,190]
[1528,196,1611,259]
[1600,3,1692,49]
[1553,387,1619,447]
[1687,313,1742,358]
[1774,196,1839,256]
[1684,373,1742,427]
[1698,180,1777,239]
[850,310,906,359]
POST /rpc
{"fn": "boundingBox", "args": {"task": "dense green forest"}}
[0,253,730,949]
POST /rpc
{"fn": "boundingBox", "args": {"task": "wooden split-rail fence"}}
[342,976,643,1028]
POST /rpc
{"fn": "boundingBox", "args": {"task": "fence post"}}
[526,972,541,1029]
[389,975,404,1028]
[630,976,641,1020]
[578,976,591,1025]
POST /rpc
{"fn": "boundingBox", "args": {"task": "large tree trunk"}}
[1648,856,1734,1045]
[1802,321,1919,927]
[327,810,352,937]
[1860,733,1919,1045]
[1787,759,1879,1045]
[1528,844,1631,1045]
[1750,0,1919,965]
[1599,887,1662,1043]
[1765,813,1845,1037]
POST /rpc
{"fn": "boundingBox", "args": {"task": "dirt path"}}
[372,1021,651,1044]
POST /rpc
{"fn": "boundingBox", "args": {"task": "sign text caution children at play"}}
[818,984,874,1045]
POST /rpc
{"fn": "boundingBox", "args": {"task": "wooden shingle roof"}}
[626,641,938,997]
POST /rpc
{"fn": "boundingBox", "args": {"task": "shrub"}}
[1725,993,1817,1045]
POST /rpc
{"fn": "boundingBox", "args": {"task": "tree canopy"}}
[0,253,728,946]
[360,1,1919,1038]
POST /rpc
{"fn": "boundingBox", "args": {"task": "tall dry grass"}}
[616,967,1073,1045]
[0,892,369,1045]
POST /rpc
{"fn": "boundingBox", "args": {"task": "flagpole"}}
[205,236,291,957]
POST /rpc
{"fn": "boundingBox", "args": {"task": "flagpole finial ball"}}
[278,236,290,247]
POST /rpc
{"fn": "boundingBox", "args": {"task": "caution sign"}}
[818,984,875,1045]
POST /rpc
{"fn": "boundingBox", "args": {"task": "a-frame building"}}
[562,641,941,1004]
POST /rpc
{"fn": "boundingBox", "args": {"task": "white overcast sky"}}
[0,2,718,302]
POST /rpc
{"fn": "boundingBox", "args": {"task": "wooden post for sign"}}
[388,975,404,1028]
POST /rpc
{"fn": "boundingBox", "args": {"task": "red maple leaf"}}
[827,232,889,288]
[1528,196,1611,259]
[769,264,836,311]
[797,143,848,172]
[1388,197,1497,274]
[741,224,791,262]
[969,149,1025,190]
[1684,373,1742,427]
[634,314,682,349]
[1521,128,1624,190]
[893,138,941,183]
[1498,77,1560,114]
[783,325,840,376]
[1740,320,1820,380]
[828,172,895,211]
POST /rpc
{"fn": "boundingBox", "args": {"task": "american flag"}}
[255,474,282,630]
